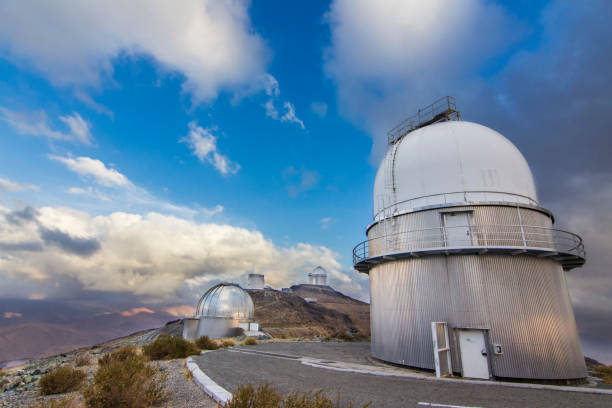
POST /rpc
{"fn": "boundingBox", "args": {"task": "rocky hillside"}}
[247,286,370,338]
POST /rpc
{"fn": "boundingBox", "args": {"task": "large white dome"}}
[373,121,537,220]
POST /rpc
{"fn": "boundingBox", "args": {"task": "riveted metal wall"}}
[369,253,586,379]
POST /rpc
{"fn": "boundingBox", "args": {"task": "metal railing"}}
[387,96,461,145]
[353,224,585,265]
[372,191,539,221]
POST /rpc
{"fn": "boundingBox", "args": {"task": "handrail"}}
[387,96,460,145]
[353,224,585,265]
[372,191,539,221]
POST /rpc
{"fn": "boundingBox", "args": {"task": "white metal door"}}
[443,212,472,247]
[458,330,490,379]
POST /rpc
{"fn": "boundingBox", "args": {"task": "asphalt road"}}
[193,347,612,408]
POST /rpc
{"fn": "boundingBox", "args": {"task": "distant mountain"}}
[0,307,173,363]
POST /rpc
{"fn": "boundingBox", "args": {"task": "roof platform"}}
[387,96,461,145]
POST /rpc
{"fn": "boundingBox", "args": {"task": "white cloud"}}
[3,312,22,319]
[0,0,269,104]
[320,217,333,230]
[74,90,114,119]
[311,101,328,118]
[49,155,131,187]
[262,75,305,129]
[0,177,38,192]
[324,0,518,159]
[180,122,240,175]
[66,186,110,201]
[0,107,93,144]
[281,102,305,129]
[0,205,358,301]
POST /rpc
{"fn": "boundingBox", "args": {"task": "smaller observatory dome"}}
[373,121,537,221]
[196,283,254,320]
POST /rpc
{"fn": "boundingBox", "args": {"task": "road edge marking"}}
[186,355,232,406]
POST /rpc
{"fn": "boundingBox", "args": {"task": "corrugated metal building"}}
[353,98,586,381]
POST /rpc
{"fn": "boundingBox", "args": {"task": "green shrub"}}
[221,339,235,348]
[195,336,219,350]
[242,337,258,346]
[226,383,370,408]
[594,365,612,385]
[39,366,86,395]
[83,346,166,408]
[142,336,200,360]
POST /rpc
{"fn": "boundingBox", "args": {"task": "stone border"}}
[186,354,232,406]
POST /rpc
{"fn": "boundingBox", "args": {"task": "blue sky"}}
[0,0,611,362]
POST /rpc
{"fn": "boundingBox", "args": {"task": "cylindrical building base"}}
[369,254,586,380]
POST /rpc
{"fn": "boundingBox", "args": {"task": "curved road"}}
[192,344,612,408]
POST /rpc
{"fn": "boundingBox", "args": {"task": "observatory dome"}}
[373,121,537,220]
[311,266,327,276]
[196,283,254,320]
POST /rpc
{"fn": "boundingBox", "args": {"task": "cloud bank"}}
[0,204,361,304]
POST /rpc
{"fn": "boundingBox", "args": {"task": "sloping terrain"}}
[289,284,370,335]
[247,287,369,338]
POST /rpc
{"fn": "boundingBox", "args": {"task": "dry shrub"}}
[74,355,91,367]
[242,337,258,346]
[183,362,193,380]
[40,366,86,395]
[83,345,166,408]
[226,383,282,408]
[221,339,235,348]
[0,369,6,377]
[226,383,370,408]
[142,336,200,360]
[28,396,81,408]
[195,335,219,350]
[594,365,612,385]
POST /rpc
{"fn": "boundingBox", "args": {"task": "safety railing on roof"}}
[387,96,461,145]
[353,224,585,266]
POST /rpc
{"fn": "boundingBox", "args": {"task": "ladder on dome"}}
[387,96,461,145]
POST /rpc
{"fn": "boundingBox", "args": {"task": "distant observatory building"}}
[183,283,255,340]
[308,266,328,286]
[353,97,586,381]
[247,273,265,290]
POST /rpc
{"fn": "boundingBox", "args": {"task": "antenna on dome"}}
[387,96,461,145]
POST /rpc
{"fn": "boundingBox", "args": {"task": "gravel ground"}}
[155,359,218,408]
[1,357,217,408]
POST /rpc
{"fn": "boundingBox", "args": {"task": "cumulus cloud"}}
[164,305,196,317]
[0,0,269,104]
[0,177,38,192]
[180,122,240,175]
[0,108,93,144]
[0,204,359,303]
[49,155,131,187]
[324,0,519,159]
